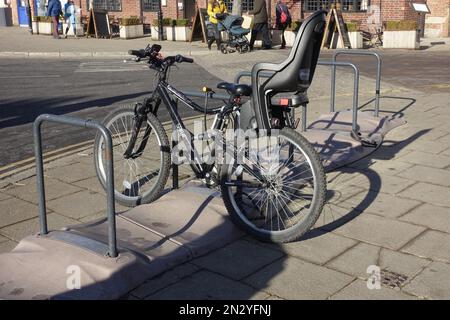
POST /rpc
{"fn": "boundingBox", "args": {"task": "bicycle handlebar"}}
[166,54,194,64]
[175,55,194,64]
[128,45,194,84]
[128,46,194,66]
[128,49,146,58]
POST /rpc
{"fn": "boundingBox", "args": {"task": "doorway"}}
[17,0,29,26]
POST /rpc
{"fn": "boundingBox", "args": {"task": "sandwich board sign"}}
[86,9,111,38]
[321,9,351,49]
[189,4,208,43]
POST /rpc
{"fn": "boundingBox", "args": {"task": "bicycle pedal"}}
[235,165,244,176]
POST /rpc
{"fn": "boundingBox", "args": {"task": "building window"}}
[223,0,233,12]
[242,0,254,12]
[93,0,122,12]
[221,0,254,13]
[304,0,369,12]
[143,0,159,12]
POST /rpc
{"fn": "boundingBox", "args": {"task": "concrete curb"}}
[0,50,218,58]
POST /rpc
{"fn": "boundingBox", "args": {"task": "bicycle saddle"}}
[217,82,252,96]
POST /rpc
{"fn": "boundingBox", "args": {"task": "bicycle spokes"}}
[225,133,316,233]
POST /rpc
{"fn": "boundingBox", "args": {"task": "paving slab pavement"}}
[401,230,450,263]
[1,89,449,300]
[400,204,450,234]
[147,269,270,300]
[403,262,450,299]
[326,242,431,280]
[243,256,354,300]
[330,279,417,300]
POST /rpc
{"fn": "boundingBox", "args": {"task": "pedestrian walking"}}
[47,0,62,39]
[275,0,291,49]
[64,0,77,38]
[247,0,271,50]
[207,0,228,50]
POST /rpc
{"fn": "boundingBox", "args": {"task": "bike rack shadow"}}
[358,96,417,120]
[299,128,430,242]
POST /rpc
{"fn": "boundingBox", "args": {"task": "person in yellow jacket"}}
[207,0,228,50]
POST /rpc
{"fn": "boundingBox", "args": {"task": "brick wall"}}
[301,0,423,31]
[121,1,180,25]
[425,0,450,37]
[142,2,179,24]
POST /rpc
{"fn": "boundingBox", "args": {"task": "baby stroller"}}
[217,14,251,54]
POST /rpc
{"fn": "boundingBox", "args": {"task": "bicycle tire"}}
[220,127,326,243]
[94,104,171,207]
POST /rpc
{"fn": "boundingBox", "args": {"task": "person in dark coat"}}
[247,0,271,50]
[47,0,62,39]
[275,0,292,49]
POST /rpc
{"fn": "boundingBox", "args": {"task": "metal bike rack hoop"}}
[33,114,118,258]
[332,50,382,117]
[318,60,360,132]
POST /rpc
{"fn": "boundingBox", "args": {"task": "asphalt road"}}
[0,58,223,166]
[320,49,450,93]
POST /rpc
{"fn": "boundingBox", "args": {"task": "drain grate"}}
[381,269,408,289]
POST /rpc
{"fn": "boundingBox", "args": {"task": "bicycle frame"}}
[156,81,265,184]
[156,80,222,178]
[121,55,270,186]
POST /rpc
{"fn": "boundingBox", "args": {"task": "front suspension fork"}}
[123,98,159,159]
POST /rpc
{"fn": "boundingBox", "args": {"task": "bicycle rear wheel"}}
[220,127,326,243]
[94,104,171,207]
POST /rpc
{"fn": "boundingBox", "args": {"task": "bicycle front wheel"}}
[220,127,326,243]
[94,104,171,207]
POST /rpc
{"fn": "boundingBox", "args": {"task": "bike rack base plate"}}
[302,110,406,171]
[0,233,153,300]
[0,183,244,300]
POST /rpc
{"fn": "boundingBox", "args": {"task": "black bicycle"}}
[94,44,326,243]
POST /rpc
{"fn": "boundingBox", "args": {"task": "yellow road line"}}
[422,83,450,89]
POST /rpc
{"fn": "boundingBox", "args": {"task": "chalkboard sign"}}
[86,9,111,38]
[334,10,351,48]
[321,11,334,49]
[189,5,208,43]
[321,9,351,49]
